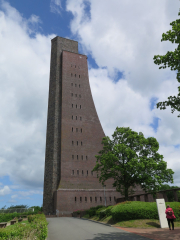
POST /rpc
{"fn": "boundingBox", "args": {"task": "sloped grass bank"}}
[81,201,180,228]
[0,214,48,240]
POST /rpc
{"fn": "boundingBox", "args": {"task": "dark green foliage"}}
[0,214,48,240]
[86,205,104,217]
[7,205,29,209]
[96,206,114,218]
[93,127,174,200]
[159,184,180,202]
[153,10,180,117]
[31,206,43,214]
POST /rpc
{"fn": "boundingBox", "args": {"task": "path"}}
[46,217,150,240]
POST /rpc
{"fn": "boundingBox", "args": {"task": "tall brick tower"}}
[43,36,122,216]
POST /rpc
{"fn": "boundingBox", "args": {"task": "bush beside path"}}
[77,201,180,228]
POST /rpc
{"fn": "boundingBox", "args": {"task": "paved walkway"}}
[115,226,180,240]
[47,217,151,240]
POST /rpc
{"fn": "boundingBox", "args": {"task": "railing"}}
[0,208,34,213]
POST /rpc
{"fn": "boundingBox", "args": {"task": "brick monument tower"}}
[43,36,128,215]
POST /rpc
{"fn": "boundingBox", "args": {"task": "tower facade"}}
[43,36,142,215]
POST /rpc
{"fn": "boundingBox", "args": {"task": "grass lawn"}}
[84,215,180,228]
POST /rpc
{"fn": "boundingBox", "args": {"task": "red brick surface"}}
[43,36,143,216]
[115,226,180,240]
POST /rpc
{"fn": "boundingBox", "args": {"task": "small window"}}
[77,170,79,175]
[79,75,80,78]
[85,197,87,202]
[77,155,78,160]
[81,128,82,133]
[72,104,73,108]
[100,197,102,202]
[80,105,81,109]
[86,156,88,160]
[76,128,78,132]
[76,116,77,120]
[75,74,76,77]
[71,64,72,67]
[87,170,88,176]
[72,155,74,159]
[77,141,78,146]
[79,84,80,88]
[72,170,74,175]
[72,127,73,132]
[90,197,92,202]
[80,117,82,121]
[75,65,76,68]
[76,104,77,108]
[75,94,77,97]
[75,84,77,87]
[91,171,93,176]
[82,170,84,175]
[72,141,74,145]
[72,115,73,120]
[79,94,81,98]
[110,197,111,202]
[80,197,82,202]
[71,93,73,96]
[81,141,82,146]
[95,197,97,202]
[71,83,73,86]
[81,155,83,160]
[75,197,76,201]
[114,196,116,201]
[71,73,73,77]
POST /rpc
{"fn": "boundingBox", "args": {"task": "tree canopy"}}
[153,10,180,117]
[159,184,180,202]
[93,127,174,200]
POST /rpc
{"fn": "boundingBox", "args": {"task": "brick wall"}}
[56,189,121,216]
[43,36,143,216]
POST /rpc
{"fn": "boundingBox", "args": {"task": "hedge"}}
[84,201,180,222]
[0,214,48,240]
[111,202,180,222]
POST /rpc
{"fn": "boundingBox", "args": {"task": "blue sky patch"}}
[149,97,158,111]
[150,117,160,133]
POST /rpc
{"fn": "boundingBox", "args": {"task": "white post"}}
[156,199,168,228]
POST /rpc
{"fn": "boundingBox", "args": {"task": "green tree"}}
[153,10,180,117]
[93,127,174,200]
[7,205,29,209]
[159,184,180,202]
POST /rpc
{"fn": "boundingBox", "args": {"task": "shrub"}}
[0,214,48,240]
[86,205,104,217]
[111,202,158,221]
[28,214,37,223]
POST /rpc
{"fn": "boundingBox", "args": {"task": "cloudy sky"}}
[0,0,180,208]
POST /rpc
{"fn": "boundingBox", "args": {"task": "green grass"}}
[81,201,180,228]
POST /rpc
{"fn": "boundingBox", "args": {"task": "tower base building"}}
[43,36,142,216]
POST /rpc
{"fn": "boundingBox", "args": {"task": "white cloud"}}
[67,0,180,186]
[50,0,62,14]
[0,1,55,188]
[0,186,11,196]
